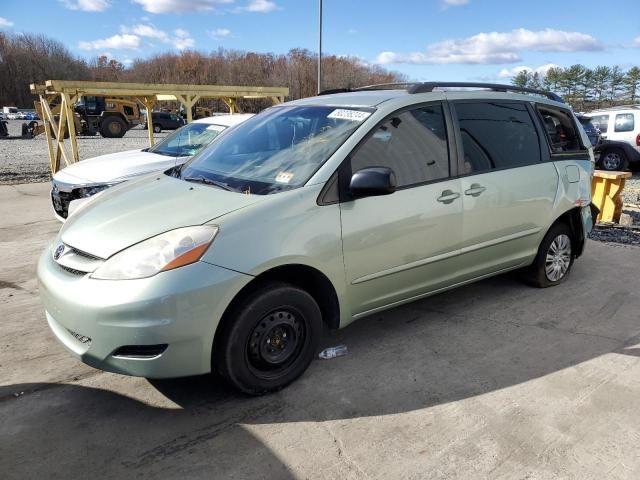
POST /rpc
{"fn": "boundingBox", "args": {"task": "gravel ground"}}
[0,119,168,184]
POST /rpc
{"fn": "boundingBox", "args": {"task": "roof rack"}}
[406,82,564,103]
[317,83,417,96]
[318,81,564,103]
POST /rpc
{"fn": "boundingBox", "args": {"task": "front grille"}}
[51,188,77,219]
[59,265,86,276]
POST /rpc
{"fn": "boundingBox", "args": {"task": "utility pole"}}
[317,0,323,94]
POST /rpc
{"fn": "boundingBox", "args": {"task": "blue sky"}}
[1,0,639,83]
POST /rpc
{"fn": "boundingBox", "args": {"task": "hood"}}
[53,149,186,185]
[61,173,264,259]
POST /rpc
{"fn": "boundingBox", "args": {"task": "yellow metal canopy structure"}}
[30,80,289,174]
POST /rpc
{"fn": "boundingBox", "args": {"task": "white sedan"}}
[50,114,253,221]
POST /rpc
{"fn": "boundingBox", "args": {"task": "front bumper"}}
[38,248,252,378]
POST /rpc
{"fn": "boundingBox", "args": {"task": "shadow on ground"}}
[2,247,640,478]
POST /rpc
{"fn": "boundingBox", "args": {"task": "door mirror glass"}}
[349,167,397,198]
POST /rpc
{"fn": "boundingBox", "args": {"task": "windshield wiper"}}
[183,175,235,191]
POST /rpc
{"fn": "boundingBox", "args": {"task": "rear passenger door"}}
[451,100,558,280]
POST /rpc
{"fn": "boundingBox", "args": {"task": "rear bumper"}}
[38,247,252,378]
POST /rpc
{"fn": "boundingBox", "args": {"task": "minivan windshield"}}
[178,105,374,195]
[149,122,227,157]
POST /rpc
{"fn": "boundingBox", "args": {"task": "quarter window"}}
[537,106,582,154]
[454,102,541,174]
[350,104,449,187]
[614,113,634,132]
[590,114,609,133]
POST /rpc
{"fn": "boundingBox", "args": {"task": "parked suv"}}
[577,114,639,171]
[145,111,185,133]
[38,83,596,394]
[588,106,640,170]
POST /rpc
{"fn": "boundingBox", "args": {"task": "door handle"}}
[437,190,460,204]
[464,184,486,197]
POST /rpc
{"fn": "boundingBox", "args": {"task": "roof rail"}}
[317,88,351,96]
[407,82,564,103]
[317,83,419,96]
[353,82,420,91]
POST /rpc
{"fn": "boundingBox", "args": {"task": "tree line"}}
[511,65,640,111]
[0,31,404,111]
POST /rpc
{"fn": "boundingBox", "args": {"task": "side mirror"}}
[349,167,397,198]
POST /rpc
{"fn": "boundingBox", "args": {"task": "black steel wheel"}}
[214,282,322,395]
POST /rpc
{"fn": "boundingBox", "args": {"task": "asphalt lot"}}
[1,182,640,479]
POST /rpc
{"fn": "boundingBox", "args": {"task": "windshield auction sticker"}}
[275,172,294,183]
[327,109,372,122]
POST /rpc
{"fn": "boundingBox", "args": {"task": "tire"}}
[599,148,628,171]
[524,223,574,288]
[100,116,127,138]
[153,123,162,134]
[214,282,323,395]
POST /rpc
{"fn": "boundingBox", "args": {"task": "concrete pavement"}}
[1,182,640,479]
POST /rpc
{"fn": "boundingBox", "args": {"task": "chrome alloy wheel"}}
[545,234,572,282]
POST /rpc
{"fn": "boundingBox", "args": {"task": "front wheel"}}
[524,223,574,288]
[214,283,322,395]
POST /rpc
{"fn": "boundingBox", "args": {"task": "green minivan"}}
[38,83,596,394]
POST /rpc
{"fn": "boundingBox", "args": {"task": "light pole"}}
[317,0,323,94]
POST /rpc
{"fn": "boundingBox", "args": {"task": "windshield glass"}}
[178,105,373,195]
[150,122,227,157]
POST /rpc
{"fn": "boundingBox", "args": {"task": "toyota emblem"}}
[53,244,65,260]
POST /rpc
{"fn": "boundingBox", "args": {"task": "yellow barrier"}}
[591,170,632,223]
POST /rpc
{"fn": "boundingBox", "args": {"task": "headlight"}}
[77,183,117,198]
[91,226,218,280]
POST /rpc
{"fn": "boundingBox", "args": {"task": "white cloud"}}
[133,0,232,14]
[174,29,195,50]
[347,28,357,34]
[78,34,141,51]
[123,24,169,42]
[497,63,561,79]
[442,0,469,7]
[0,17,14,27]
[209,28,231,38]
[634,36,640,47]
[238,0,278,13]
[376,28,602,65]
[122,58,134,66]
[61,0,110,12]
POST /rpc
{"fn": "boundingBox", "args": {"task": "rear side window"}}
[614,113,635,132]
[590,114,609,133]
[537,106,582,154]
[454,102,540,174]
[350,104,449,187]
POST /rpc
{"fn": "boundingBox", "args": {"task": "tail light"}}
[636,133,640,147]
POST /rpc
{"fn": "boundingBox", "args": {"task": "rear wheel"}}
[214,282,322,395]
[524,223,574,288]
[599,148,628,171]
[100,116,127,138]
[153,123,162,134]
